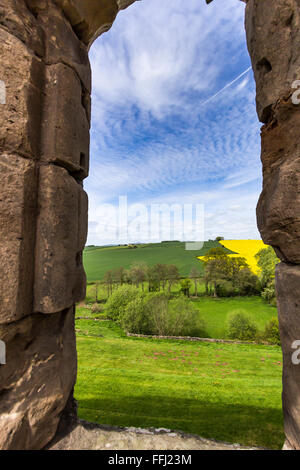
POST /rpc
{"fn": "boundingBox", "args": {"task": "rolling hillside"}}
[83,240,233,281]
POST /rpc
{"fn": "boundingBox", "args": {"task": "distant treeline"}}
[90,246,278,304]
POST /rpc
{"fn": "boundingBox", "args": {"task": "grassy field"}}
[79,240,281,448]
[74,318,284,449]
[83,240,231,281]
[193,296,277,339]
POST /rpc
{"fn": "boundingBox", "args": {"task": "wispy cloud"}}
[86,0,262,245]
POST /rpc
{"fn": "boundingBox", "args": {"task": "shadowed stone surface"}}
[34,165,87,314]
[42,63,90,178]
[0,154,36,323]
[246,0,300,448]
[0,27,43,158]
[39,1,92,92]
[0,307,76,450]
[47,420,262,450]
[276,263,300,450]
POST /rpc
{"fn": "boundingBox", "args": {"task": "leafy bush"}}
[227,310,258,341]
[269,297,277,308]
[91,303,104,314]
[262,317,280,345]
[105,285,140,321]
[121,296,152,334]
[215,280,238,297]
[122,293,207,337]
[166,296,207,337]
[261,286,276,303]
[146,293,169,335]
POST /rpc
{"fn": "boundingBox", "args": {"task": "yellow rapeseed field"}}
[198,240,269,275]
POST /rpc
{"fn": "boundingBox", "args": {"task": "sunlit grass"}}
[75,319,284,449]
[192,296,277,339]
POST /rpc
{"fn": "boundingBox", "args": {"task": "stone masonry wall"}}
[0,0,89,449]
[245,0,300,450]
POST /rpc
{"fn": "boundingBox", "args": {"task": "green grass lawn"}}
[192,296,277,339]
[83,240,228,281]
[75,319,284,449]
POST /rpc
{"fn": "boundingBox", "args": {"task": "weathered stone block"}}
[41,63,90,178]
[0,28,44,158]
[78,187,88,249]
[276,263,300,450]
[259,100,300,171]
[0,307,77,450]
[257,155,300,264]
[246,0,300,122]
[0,0,45,57]
[34,165,87,314]
[38,2,91,92]
[54,0,137,46]
[0,154,36,324]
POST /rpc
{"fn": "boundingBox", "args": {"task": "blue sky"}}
[86,0,262,245]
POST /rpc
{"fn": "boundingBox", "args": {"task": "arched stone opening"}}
[0,0,299,450]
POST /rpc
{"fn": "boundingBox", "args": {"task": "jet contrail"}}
[199,66,252,107]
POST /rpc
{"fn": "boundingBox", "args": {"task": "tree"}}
[228,257,259,295]
[129,262,147,290]
[113,266,125,286]
[180,278,192,297]
[167,265,179,293]
[204,257,231,297]
[201,247,229,296]
[153,263,168,290]
[147,266,160,292]
[229,257,249,280]
[103,270,113,297]
[232,266,259,296]
[255,246,279,288]
[215,236,224,241]
[202,246,228,263]
[189,267,201,296]
[202,247,259,297]
[123,268,132,285]
[91,280,100,303]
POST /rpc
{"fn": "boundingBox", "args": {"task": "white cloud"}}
[87,182,261,245]
[89,0,246,123]
[85,0,263,245]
